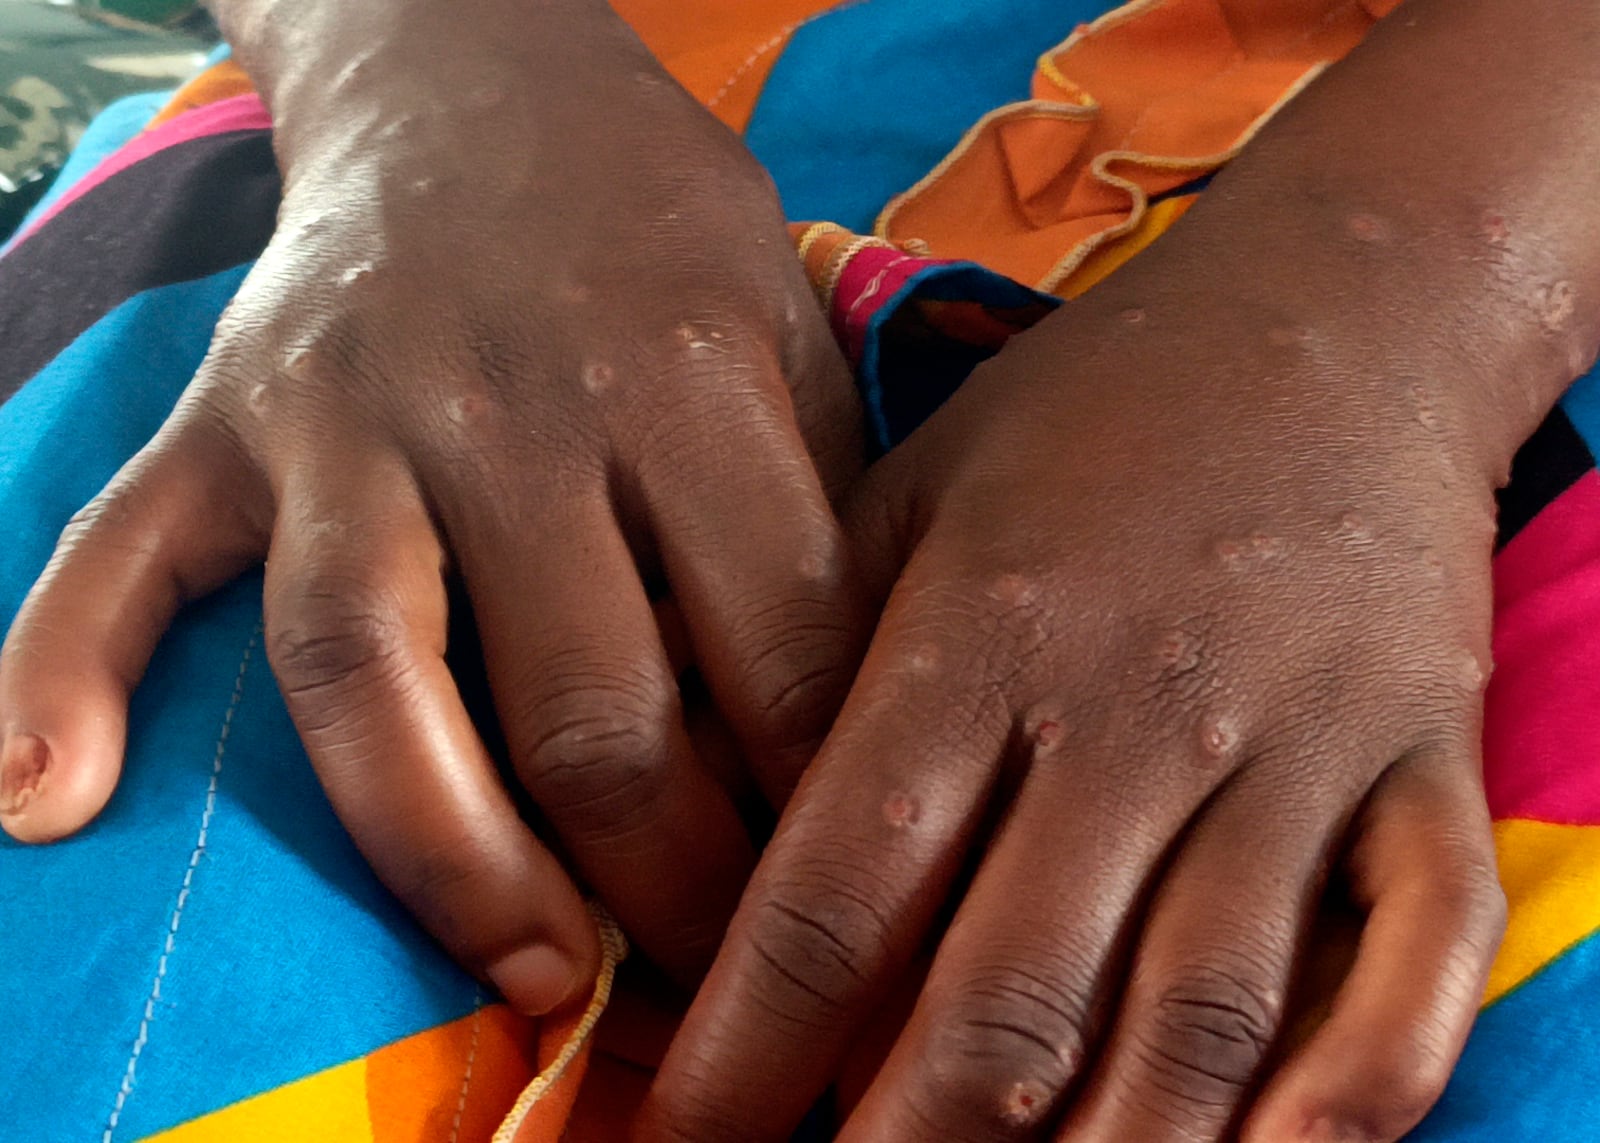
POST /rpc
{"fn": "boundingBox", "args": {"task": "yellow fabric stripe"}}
[1488,819,1600,1005]
[137,1060,374,1143]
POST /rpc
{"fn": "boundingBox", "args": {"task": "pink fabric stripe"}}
[1485,469,1600,824]
[10,93,271,252]
[833,247,951,365]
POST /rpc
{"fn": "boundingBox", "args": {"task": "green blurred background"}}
[0,0,214,237]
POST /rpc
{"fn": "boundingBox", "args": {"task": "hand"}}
[0,3,867,1014]
[641,253,1509,1141]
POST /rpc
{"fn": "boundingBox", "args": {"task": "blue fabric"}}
[1409,931,1600,1141]
[856,261,1058,451]
[1560,361,1600,461]
[745,0,1120,233]
[0,271,477,1142]
[8,90,173,244]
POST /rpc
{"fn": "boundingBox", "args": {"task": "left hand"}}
[637,253,1510,1142]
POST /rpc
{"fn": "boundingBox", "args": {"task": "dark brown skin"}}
[2,0,1598,1139]
[637,1,1600,1141]
[0,0,870,1013]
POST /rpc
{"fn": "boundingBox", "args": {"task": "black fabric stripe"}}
[1497,406,1596,550]
[0,128,280,405]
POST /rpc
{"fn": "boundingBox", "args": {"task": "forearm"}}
[204,0,648,170]
[1075,0,1600,477]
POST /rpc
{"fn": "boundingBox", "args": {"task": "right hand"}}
[0,2,868,1015]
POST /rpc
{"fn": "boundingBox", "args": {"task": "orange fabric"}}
[877,0,1403,294]
[609,0,850,131]
[366,1006,539,1143]
[144,59,256,130]
[1063,193,1198,298]
[506,1005,601,1142]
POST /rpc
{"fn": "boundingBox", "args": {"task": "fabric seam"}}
[103,624,261,1143]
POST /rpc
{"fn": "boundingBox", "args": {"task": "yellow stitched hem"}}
[491,907,630,1143]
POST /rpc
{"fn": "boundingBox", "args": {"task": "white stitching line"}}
[705,0,876,110]
[447,990,484,1143]
[103,626,260,1143]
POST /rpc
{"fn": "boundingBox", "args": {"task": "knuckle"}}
[640,1073,753,1143]
[267,573,411,702]
[740,872,893,1025]
[1442,860,1509,950]
[61,460,182,548]
[1474,872,1510,949]
[734,614,856,748]
[909,963,1092,1136]
[392,846,490,939]
[1344,1034,1458,1139]
[516,675,671,827]
[1135,961,1283,1099]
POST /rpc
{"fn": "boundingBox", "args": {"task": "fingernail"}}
[0,734,49,819]
[487,945,584,1017]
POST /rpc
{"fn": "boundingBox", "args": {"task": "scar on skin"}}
[882,792,921,829]
[467,83,507,110]
[1482,212,1510,246]
[797,550,833,582]
[1155,630,1204,673]
[1542,281,1577,333]
[1410,380,1446,432]
[1340,513,1372,540]
[581,361,615,394]
[1346,212,1390,243]
[1460,650,1487,691]
[989,572,1036,607]
[1200,714,1240,759]
[340,263,373,286]
[447,391,489,424]
[1216,535,1284,565]
[907,644,941,674]
[678,323,726,353]
[333,51,373,88]
[1120,307,1146,325]
[1000,1081,1051,1127]
[1156,631,1189,666]
[302,518,347,542]
[1034,719,1065,753]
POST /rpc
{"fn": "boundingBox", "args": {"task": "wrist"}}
[1110,182,1591,489]
[221,0,642,175]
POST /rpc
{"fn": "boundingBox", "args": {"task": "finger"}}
[264,456,600,1015]
[778,285,866,505]
[444,482,754,987]
[1054,771,1339,1143]
[634,363,869,804]
[1242,751,1505,1143]
[0,424,264,842]
[833,722,1223,1143]
[639,583,1021,1143]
